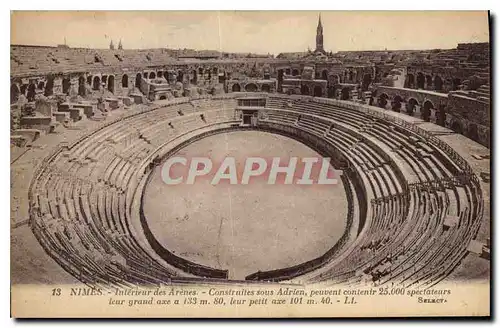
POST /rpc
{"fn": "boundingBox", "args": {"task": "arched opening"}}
[177,71,184,83]
[207,70,212,80]
[37,81,45,90]
[341,87,350,100]
[20,85,27,95]
[422,100,434,122]
[86,76,92,85]
[362,74,372,91]
[349,71,354,82]
[327,86,335,98]
[157,71,163,78]
[261,84,271,93]
[62,77,71,95]
[10,84,19,104]
[300,84,310,96]
[44,76,54,96]
[313,85,322,97]
[149,72,156,79]
[107,75,115,93]
[232,84,241,92]
[292,69,299,76]
[122,74,129,88]
[434,76,443,91]
[452,78,461,90]
[191,70,198,84]
[407,98,418,116]
[392,95,403,112]
[198,67,203,75]
[285,68,291,75]
[425,75,433,89]
[416,72,425,89]
[27,83,36,102]
[135,73,142,88]
[468,123,479,141]
[93,76,101,90]
[406,73,415,88]
[321,70,328,80]
[378,93,389,109]
[219,72,226,84]
[102,75,108,87]
[245,83,258,92]
[159,95,167,100]
[451,121,463,134]
[78,76,86,96]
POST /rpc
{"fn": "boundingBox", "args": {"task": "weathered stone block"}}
[53,112,69,123]
[130,94,144,104]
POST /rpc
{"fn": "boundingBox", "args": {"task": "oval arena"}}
[19,91,488,288]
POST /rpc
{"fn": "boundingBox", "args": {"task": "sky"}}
[11,11,490,54]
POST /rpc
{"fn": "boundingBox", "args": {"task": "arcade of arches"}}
[405,73,462,92]
[8,60,489,149]
[374,94,447,127]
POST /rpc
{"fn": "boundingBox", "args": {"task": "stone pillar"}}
[53,77,63,94]
[70,78,79,96]
[436,105,446,126]
[406,102,415,116]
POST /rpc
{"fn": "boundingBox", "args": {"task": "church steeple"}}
[315,13,324,54]
[109,39,115,50]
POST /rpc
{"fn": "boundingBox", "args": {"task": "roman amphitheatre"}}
[11,14,490,288]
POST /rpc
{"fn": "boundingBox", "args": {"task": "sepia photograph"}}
[9,9,491,318]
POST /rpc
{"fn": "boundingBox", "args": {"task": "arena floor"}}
[142,131,349,279]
